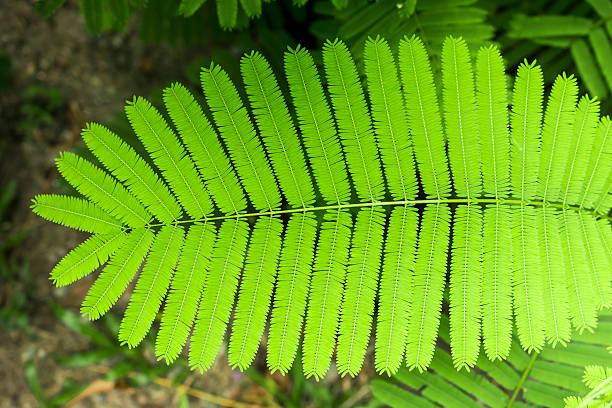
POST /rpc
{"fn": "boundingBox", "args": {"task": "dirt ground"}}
[0,1,365,407]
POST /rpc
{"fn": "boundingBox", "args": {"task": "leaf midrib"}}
[144,197,611,228]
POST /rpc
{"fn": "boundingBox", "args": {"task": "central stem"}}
[146,198,611,228]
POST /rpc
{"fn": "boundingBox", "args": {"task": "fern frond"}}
[163,83,247,215]
[50,230,127,287]
[537,73,579,202]
[215,0,237,30]
[562,210,598,332]
[239,0,261,18]
[125,97,212,218]
[476,45,510,198]
[303,210,352,380]
[81,123,181,223]
[200,64,281,211]
[511,60,544,201]
[538,207,571,346]
[229,216,283,370]
[449,204,482,370]
[178,0,206,17]
[34,35,612,378]
[581,116,612,210]
[337,207,385,376]
[81,228,155,320]
[562,96,602,206]
[398,35,451,199]
[283,46,351,205]
[241,52,315,208]
[322,39,385,202]
[32,194,123,233]
[578,213,612,308]
[189,219,249,372]
[56,152,151,227]
[441,36,481,198]
[119,225,184,348]
[375,205,418,375]
[481,204,513,361]
[405,204,451,371]
[363,36,418,201]
[268,212,317,374]
[156,222,216,363]
[513,205,546,352]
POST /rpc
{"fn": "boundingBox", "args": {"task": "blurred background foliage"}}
[2,0,612,406]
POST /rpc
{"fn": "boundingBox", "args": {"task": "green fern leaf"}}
[363,36,418,201]
[375,205,418,375]
[322,39,385,202]
[267,212,317,374]
[200,64,281,211]
[405,204,451,371]
[81,228,155,320]
[81,123,182,223]
[481,204,513,361]
[32,194,123,234]
[156,222,217,363]
[119,225,184,348]
[476,45,510,198]
[303,210,352,380]
[241,51,315,208]
[189,219,249,372]
[33,36,612,378]
[283,46,351,205]
[215,0,237,30]
[125,97,212,219]
[337,207,385,376]
[163,83,247,215]
[50,231,127,287]
[229,216,283,370]
[56,152,151,228]
[398,35,451,199]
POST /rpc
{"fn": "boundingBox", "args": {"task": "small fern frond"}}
[119,225,184,348]
[563,96,601,206]
[50,231,127,287]
[80,228,155,320]
[283,46,351,205]
[476,45,510,198]
[163,83,247,215]
[267,212,317,374]
[337,207,385,376]
[375,205,418,375]
[200,64,281,211]
[481,204,513,361]
[322,39,385,202]
[229,216,282,370]
[156,222,216,364]
[511,60,544,201]
[126,97,212,219]
[241,51,315,208]
[581,116,612,210]
[398,35,451,199]
[81,123,182,223]
[442,36,481,198]
[189,219,249,373]
[303,210,352,380]
[32,194,123,234]
[449,204,483,370]
[363,36,418,201]
[405,204,451,371]
[56,152,152,228]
